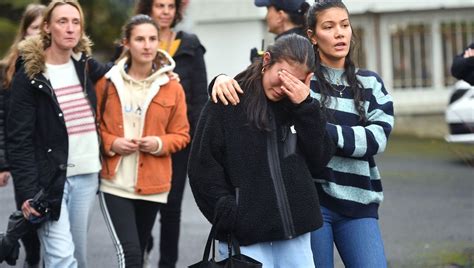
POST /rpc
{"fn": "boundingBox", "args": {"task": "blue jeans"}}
[219,232,314,268]
[37,173,98,268]
[311,206,387,268]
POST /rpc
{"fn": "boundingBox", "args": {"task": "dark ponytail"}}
[287,2,310,28]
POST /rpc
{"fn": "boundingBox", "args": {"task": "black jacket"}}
[6,35,106,220]
[188,82,334,245]
[451,42,474,85]
[0,66,9,172]
[275,26,306,40]
[250,27,307,62]
[173,31,208,136]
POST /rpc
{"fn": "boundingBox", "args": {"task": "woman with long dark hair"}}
[305,1,393,266]
[189,34,334,267]
[209,1,394,266]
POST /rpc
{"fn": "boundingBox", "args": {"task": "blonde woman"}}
[7,1,107,267]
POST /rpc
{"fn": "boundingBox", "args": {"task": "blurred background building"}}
[1,0,473,138]
[185,0,474,138]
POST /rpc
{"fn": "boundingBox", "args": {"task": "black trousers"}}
[146,146,189,268]
[100,192,160,268]
[159,146,190,268]
[20,229,41,266]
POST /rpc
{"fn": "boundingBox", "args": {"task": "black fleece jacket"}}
[188,86,334,245]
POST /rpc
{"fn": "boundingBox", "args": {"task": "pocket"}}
[150,97,176,127]
[152,97,176,108]
[283,129,297,158]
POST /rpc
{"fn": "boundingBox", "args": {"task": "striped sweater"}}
[309,66,394,219]
[46,60,101,178]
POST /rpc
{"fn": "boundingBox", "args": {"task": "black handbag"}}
[189,225,262,268]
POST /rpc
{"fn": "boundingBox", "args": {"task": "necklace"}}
[330,76,347,97]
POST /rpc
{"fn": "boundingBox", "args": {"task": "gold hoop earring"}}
[261,67,265,74]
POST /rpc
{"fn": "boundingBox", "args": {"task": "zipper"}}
[33,77,61,110]
[32,77,68,170]
[266,112,295,239]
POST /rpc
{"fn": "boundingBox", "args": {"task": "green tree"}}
[0,0,133,61]
[80,0,132,60]
[0,0,33,57]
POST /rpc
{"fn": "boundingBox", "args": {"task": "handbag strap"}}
[201,225,244,262]
[201,224,217,261]
[228,234,241,255]
[201,189,242,261]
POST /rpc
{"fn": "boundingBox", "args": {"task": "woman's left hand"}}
[279,70,314,104]
[134,137,159,153]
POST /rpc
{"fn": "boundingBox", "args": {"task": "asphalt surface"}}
[0,136,473,268]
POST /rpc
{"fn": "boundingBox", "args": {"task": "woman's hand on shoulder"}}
[279,70,313,104]
[211,75,243,106]
[463,47,474,58]
[167,71,180,82]
[111,138,139,155]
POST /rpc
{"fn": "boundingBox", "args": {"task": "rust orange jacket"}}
[95,56,190,195]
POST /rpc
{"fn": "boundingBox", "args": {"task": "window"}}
[390,23,432,89]
[441,21,474,86]
[352,27,366,69]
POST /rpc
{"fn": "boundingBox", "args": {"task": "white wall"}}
[184,0,473,116]
[186,0,271,81]
[193,20,268,80]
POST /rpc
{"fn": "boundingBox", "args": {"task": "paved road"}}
[0,136,472,268]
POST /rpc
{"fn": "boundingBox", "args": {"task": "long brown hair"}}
[0,4,45,89]
[306,0,367,123]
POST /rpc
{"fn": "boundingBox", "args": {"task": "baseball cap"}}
[254,0,306,13]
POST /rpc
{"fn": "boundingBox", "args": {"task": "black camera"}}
[28,197,50,224]
[0,189,50,265]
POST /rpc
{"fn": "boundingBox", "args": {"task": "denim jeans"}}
[311,206,387,268]
[218,232,314,268]
[37,173,98,268]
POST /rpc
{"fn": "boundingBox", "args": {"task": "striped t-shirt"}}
[46,60,101,177]
[310,66,394,219]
